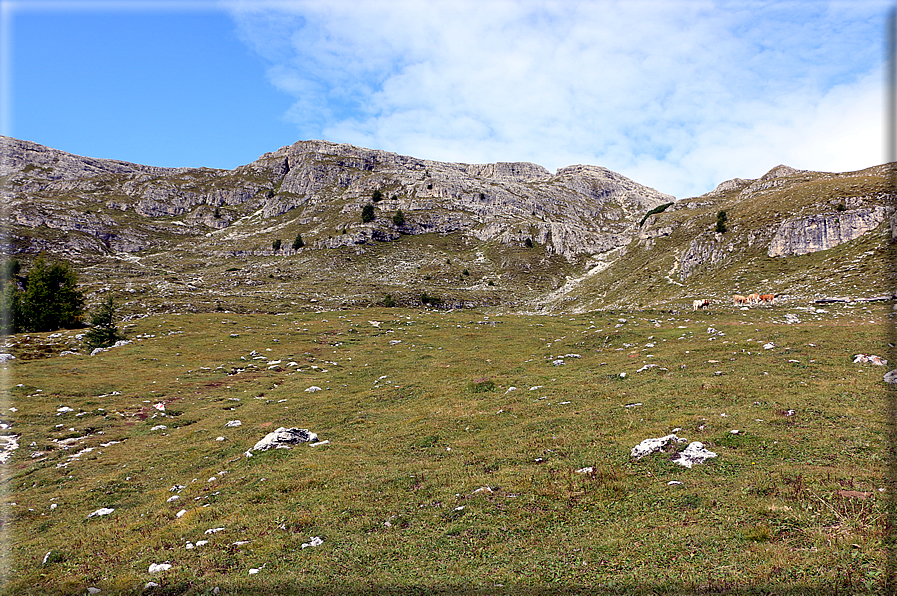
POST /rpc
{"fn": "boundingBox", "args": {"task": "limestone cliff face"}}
[3,136,672,261]
[767,206,893,257]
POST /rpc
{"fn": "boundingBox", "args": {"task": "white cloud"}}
[227,0,889,198]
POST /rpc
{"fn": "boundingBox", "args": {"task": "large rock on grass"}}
[252,427,318,452]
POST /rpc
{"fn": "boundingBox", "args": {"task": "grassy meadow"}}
[0,300,892,594]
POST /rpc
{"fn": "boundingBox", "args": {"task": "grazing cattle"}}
[747,293,760,305]
[733,294,747,305]
[693,299,710,311]
[759,294,775,304]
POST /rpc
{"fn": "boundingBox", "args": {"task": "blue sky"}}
[2,0,890,199]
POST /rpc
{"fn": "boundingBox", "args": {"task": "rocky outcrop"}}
[679,235,734,280]
[4,136,675,261]
[767,206,893,257]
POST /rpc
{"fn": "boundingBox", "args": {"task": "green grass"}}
[0,303,891,594]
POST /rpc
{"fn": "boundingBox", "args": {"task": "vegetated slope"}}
[2,135,895,313]
[539,164,896,312]
[2,305,889,593]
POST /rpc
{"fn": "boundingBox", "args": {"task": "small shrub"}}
[524,237,533,248]
[372,189,383,202]
[383,294,396,308]
[83,296,125,352]
[715,210,728,234]
[272,239,282,251]
[836,202,847,211]
[392,210,405,226]
[462,269,469,276]
[417,434,440,449]
[292,234,305,250]
[361,204,375,223]
[639,202,673,227]
[487,280,495,286]
[213,207,221,218]
[468,378,496,393]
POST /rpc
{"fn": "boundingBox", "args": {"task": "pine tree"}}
[83,296,125,351]
[20,256,84,332]
[292,233,305,250]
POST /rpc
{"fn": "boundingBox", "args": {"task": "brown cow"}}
[733,294,747,305]
[759,294,775,304]
[693,299,710,311]
[747,293,760,305]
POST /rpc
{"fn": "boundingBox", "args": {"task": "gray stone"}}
[252,427,319,452]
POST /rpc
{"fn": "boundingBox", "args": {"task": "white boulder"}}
[673,442,718,468]
[631,434,687,459]
[252,427,319,452]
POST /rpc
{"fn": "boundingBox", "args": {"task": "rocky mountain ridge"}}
[2,136,894,313]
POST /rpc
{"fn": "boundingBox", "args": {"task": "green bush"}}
[468,378,496,393]
[83,296,125,352]
[383,294,396,308]
[372,189,383,202]
[639,202,673,227]
[836,202,846,212]
[19,256,84,332]
[392,210,405,226]
[292,234,305,250]
[272,239,282,251]
[362,204,375,223]
[0,283,20,334]
[715,210,728,234]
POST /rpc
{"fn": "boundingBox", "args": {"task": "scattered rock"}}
[150,425,167,431]
[224,420,242,428]
[87,587,101,594]
[884,369,897,384]
[0,354,14,363]
[148,563,171,574]
[630,434,687,459]
[854,354,887,366]
[672,442,718,468]
[763,343,776,350]
[304,386,322,393]
[87,507,114,518]
[144,582,160,589]
[252,427,319,452]
[552,359,565,366]
[301,536,324,549]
